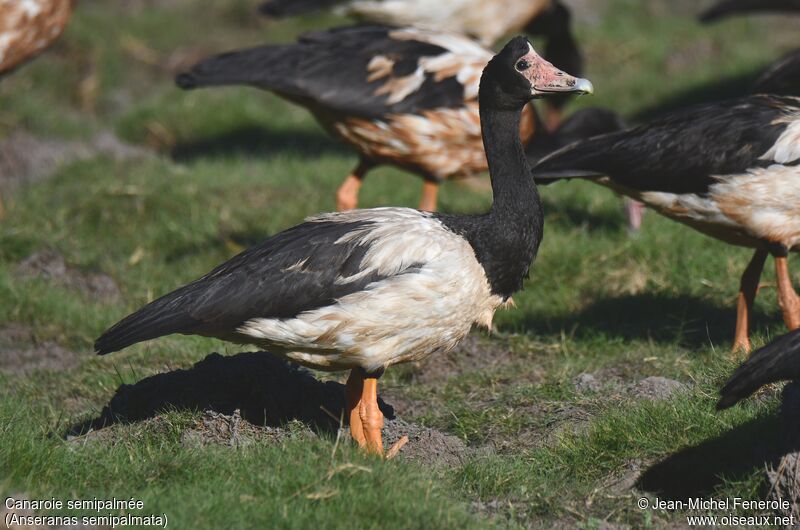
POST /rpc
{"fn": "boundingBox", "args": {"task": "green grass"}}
[1,0,798,528]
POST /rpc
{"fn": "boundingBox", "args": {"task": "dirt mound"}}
[179,409,313,448]
[573,370,687,402]
[16,249,121,302]
[765,382,800,520]
[630,376,686,401]
[384,418,469,468]
[67,351,469,467]
[409,334,514,384]
[0,324,80,375]
[0,131,148,191]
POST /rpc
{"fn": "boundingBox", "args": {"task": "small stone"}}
[574,372,601,393]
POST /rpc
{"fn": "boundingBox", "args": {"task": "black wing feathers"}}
[525,107,626,163]
[718,329,800,409]
[95,219,386,355]
[258,0,345,17]
[533,95,796,194]
[176,26,469,120]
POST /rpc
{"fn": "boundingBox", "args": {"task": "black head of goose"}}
[95,37,592,456]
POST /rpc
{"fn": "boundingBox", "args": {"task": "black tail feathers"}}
[718,329,800,410]
[94,295,197,355]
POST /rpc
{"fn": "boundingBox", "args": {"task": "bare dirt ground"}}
[0,324,80,376]
[63,350,472,467]
[0,131,149,193]
[16,249,121,302]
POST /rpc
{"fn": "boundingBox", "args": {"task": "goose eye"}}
[515,59,530,72]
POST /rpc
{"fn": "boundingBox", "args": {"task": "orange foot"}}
[345,369,409,458]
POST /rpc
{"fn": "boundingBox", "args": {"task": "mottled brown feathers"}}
[0,0,73,73]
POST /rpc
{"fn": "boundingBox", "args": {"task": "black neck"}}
[436,96,544,300]
[480,104,541,220]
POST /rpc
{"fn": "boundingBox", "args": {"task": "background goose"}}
[0,0,74,219]
[699,0,800,23]
[533,94,800,353]
[259,0,566,47]
[176,25,613,212]
[0,0,73,74]
[698,0,799,99]
[755,49,800,97]
[257,0,583,130]
[95,37,593,456]
[718,328,800,410]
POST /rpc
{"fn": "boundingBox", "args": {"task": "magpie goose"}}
[533,95,800,353]
[699,0,800,98]
[0,0,74,218]
[176,25,607,213]
[699,0,800,23]
[96,37,593,455]
[258,0,584,131]
[0,0,72,74]
[258,0,572,49]
[755,49,800,98]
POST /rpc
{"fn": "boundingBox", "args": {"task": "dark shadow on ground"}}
[67,351,394,436]
[170,126,350,162]
[637,415,785,499]
[519,293,776,349]
[638,382,800,499]
[632,68,763,122]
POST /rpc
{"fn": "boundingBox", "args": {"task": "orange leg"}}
[419,181,439,212]
[345,369,366,448]
[359,376,384,455]
[336,161,372,211]
[775,255,800,331]
[345,368,408,458]
[733,248,767,355]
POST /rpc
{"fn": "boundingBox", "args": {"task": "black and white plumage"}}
[258,0,585,128]
[96,209,506,372]
[717,328,800,410]
[699,0,800,23]
[176,25,604,212]
[98,37,593,454]
[533,95,800,351]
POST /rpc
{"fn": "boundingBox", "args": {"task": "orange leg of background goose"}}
[336,161,372,211]
[419,181,439,212]
[345,369,366,448]
[733,248,767,355]
[775,256,800,331]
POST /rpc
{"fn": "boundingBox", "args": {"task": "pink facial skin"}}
[517,44,593,96]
